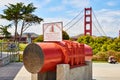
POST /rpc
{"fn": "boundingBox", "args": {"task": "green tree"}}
[33,35,43,42]
[94,36,107,44]
[19,3,43,41]
[0,2,43,42]
[113,38,120,51]
[77,35,94,45]
[0,24,11,39]
[77,35,120,61]
[0,3,23,41]
[101,44,108,52]
[107,38,120,51]
[62,31,69,40]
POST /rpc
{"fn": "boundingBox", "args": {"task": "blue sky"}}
[0,0,120,37]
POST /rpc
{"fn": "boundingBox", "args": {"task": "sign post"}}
[43,22,63,41]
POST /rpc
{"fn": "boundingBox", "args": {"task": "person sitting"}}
[108,56,117,64]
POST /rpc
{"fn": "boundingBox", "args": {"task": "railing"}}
[0,42,19,60]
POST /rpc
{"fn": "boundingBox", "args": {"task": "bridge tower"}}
[84,7,92,36]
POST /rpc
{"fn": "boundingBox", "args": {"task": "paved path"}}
[0,62,23,80]
[14,65,31,80]
[15,63,120,80]
[0,62,120,80]
[93,63,120,80]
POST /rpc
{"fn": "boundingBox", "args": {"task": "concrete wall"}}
[0,53,19,66]
[32,61,92,80]
[57,61,92,80]
[0,56,10,66]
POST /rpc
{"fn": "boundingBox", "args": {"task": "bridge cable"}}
[64,9,84,28]
[65,15,84,31]
[93,22,103,36]
[92,10,107,36]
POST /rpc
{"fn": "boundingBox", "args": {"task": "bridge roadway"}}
[0,62,120,80]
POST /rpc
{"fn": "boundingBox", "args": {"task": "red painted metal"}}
[84,7,92,36]
[23,40,92,73]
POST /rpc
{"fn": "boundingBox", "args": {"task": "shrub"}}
[19,43,27,51]
[92,50,120,62]
[95,52,108,61]
[106,50,116,57]
[115,52,120,62]
[92,55,98,61]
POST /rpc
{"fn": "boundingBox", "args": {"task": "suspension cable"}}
[93,22,103,36]
[93,10,107,36]
[64,9,84,28]
[65,15,84,31]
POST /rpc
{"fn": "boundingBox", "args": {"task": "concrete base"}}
[57,64,70,80]
[69,61,92,80]
[0,55,10,66]
[32,71,56,80]
[31,61,92,80]
[0,53,19,67]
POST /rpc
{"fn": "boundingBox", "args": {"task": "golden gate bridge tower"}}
[84,7,92,36]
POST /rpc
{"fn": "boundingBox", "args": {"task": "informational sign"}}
[43,22,63,41]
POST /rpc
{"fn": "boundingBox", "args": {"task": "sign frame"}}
[43,22,63,41]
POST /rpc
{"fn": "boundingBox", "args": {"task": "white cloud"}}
[0,19,11,25]
[0,0,51,9]
[0,19,14,35]
[42,17,84,37]
[65,9,84,19]
[19,17,69,35]
[0,0,25,7]
[21,24,43,35]
[43,17,69,26]
[48,6,65,12]
[35,0,51,8]
[107,1,116,6]
[92,9,120,37]
[62,0,90,8]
